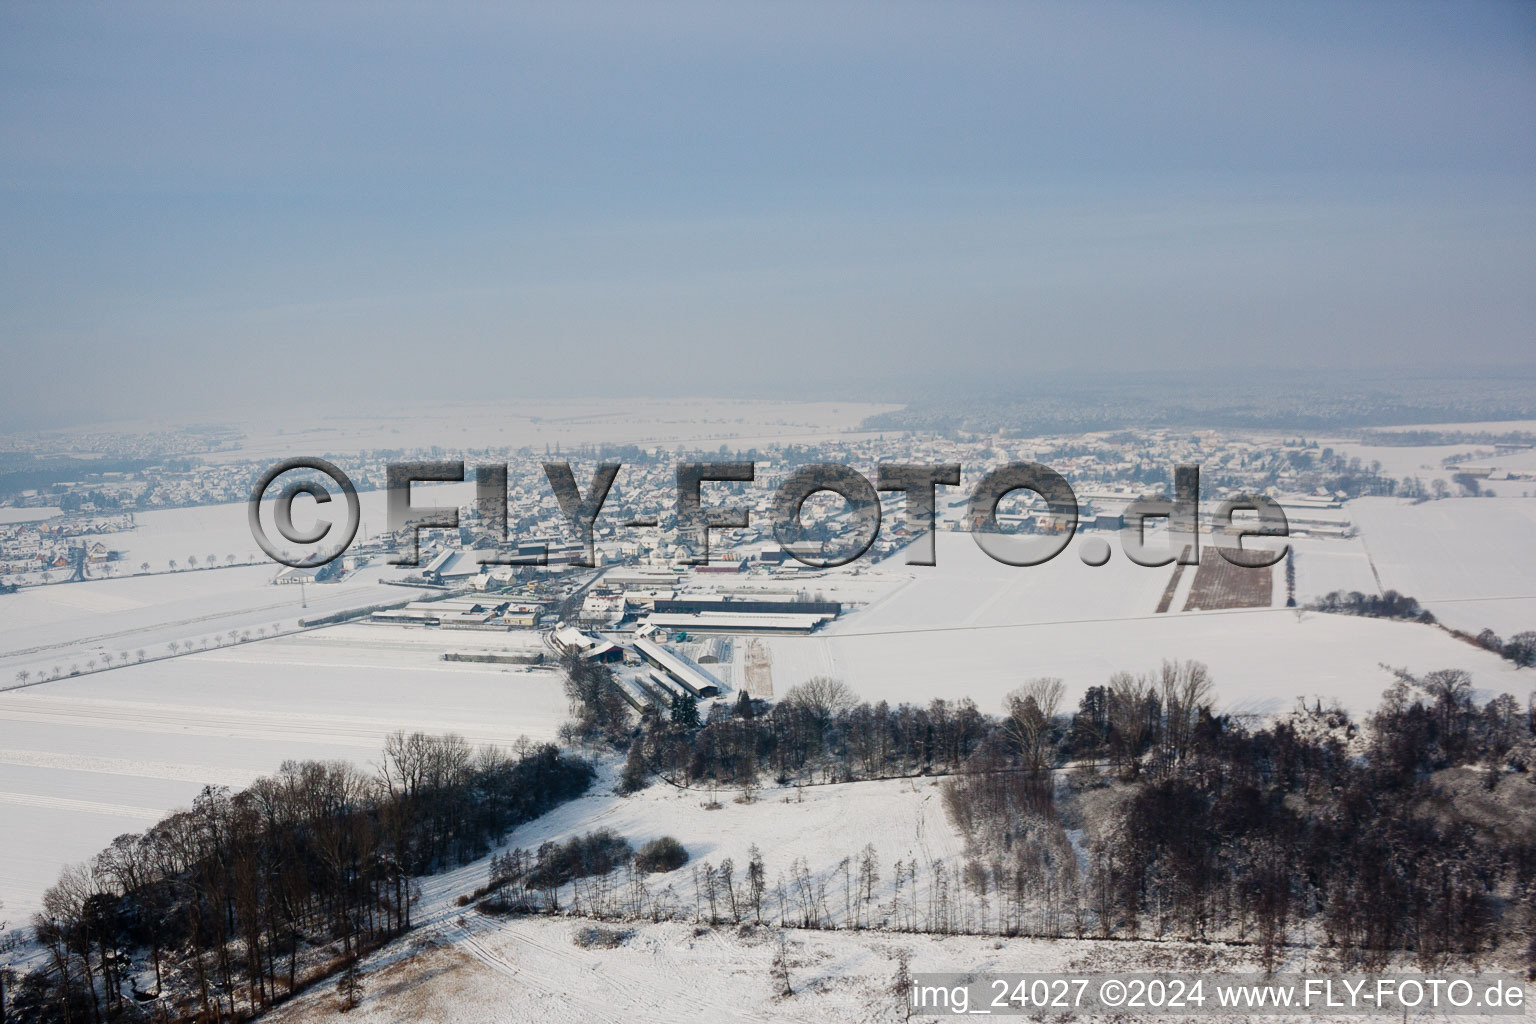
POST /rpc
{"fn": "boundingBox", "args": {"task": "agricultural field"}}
[1181,549,1273,611]
[1349,496,1536,636]
[0,482,482,687]
[734,532,1530,722]
[74,483,479,571]
[759,605,1529,723]
[0,624,569,920]
[0,563,432,690]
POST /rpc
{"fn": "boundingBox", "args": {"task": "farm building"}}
[580,590,626,624]
[604,569,682,587]
[641,610,831,635]
[551,624,624,663]
[371,596,540,630]
[692,636,732,664]
[633,637,723,697]
[653,597,840,617]
[422,549,455,579]
[692,558,749,574]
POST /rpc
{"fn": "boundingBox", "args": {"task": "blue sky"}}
[1,1,1533,427]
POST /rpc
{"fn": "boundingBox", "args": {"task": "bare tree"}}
[783,676,856,721]
[890,947,914,1019]
[1157,659,1212,777]
[1108,671,1153,774]
[336,957,363,1011]
[747,845,766,924]
[856,843,881,927]
[769,932,794,997]
[1004,677,1064,772]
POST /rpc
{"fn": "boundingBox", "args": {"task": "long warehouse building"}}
[643,610,832,635]
[633,637,723,697]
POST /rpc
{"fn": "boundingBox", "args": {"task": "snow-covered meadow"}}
[1349,496,1536,636]
[0,480,484,686]
[738,531,1532,720]
[0,624,569,920]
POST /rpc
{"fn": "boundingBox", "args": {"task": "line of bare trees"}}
[7,736,592,1024]
[626,676,989,790]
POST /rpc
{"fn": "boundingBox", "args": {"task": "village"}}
[7,422,1532,593]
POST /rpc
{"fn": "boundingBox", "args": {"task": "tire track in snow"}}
[0,748,256,787]
[0,694,519,750]
[0,790,165,820]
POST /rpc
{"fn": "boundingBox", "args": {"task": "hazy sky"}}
[2,1,1533,429]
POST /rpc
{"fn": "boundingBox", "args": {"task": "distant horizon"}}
[3,2,1533,431]
[3,362,1536,439]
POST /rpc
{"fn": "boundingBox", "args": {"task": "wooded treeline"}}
[1013,667,1536,972]
[616,674,989,790]
[592,661,1536,973]
[6,736,592,1024]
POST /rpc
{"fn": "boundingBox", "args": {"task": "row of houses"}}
[0,536,112,575]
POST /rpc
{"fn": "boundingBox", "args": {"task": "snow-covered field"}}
[0,624,569,920]
[260,916,1532,1024]
[498,768,965,916]
[1284,534,1380,604]
[1323,440,1485,481]
[0,563,433,687]
[1482,448,1536,476]
[256,765,1209,1024]
[766,604,1530,721]
[72,482,478,573]
[0,507,63,524]
[0,480,488,686]
[739,531,1531,720]
[1350,496,1536,636]
[827,531,1181,631]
